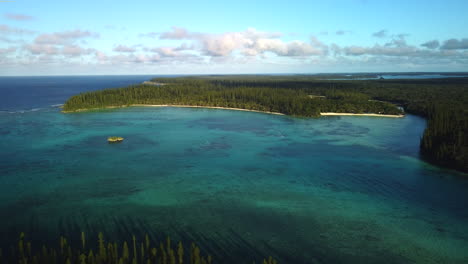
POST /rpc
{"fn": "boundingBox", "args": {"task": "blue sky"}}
[1,0,467,75]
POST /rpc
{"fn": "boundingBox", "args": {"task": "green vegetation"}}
[62,79,403,116]
[63,76,468,173]
[420,104,467,172]
[1,232,277,264]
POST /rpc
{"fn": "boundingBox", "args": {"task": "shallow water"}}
[0,106,467,263]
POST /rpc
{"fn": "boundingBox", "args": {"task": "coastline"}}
[133,104,286,115]
[62,104,286,115]
[63,104,404,118]
[320,112,404,118]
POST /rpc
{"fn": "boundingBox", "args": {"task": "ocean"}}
[0,76,467,263]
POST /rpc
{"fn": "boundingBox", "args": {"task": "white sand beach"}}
[320,112,404,118]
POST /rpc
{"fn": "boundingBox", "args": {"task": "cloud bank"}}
[155,27,325,57]
[1,25,467,74]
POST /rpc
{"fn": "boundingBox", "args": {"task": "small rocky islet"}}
[108,136,124,143]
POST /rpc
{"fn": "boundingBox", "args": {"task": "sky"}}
[0,0,467,75]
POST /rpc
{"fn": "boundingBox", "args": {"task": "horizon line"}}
[1,71,468,77]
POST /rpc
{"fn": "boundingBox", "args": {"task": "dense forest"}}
[63,76,468,173]
[62,80,403,116]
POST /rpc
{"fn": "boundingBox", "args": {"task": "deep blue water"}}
[323,73,468,80]
[379,74,466,79]
[0,75,158,111]
[0,76,467,263]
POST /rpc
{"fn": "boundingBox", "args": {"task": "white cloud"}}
[35,30,99,45]
[95,51,108,62]
[0,47,16,54]
[153,27,327,58]
[19,29,99,61]
[149,47,181,57]
[4,13,34,21]
[0,24,35,34]
[25,44,60,55]
[249,39,324,57]
[113,45,136,53]
[62,45,95,57]
[159,26,193,40]
[3,26,468,74]
[201,32,247,56]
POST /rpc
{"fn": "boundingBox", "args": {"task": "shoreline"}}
[62,104,286,115]
[133,104,286,115]
[320,112,404,118]
[63,105,404,118]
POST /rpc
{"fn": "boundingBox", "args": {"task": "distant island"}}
[63,76,468,173]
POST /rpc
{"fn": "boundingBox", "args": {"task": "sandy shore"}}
[63,104,285,115]
[142,81,166,86]
[132,104,285,115]
[320,112,404,118]
[64,105,404,118]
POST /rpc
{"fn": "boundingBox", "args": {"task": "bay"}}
[0,76,467,263]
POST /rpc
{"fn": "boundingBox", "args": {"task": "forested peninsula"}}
[63,76,468,173]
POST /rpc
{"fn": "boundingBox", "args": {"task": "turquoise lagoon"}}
[0,106,467,263]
